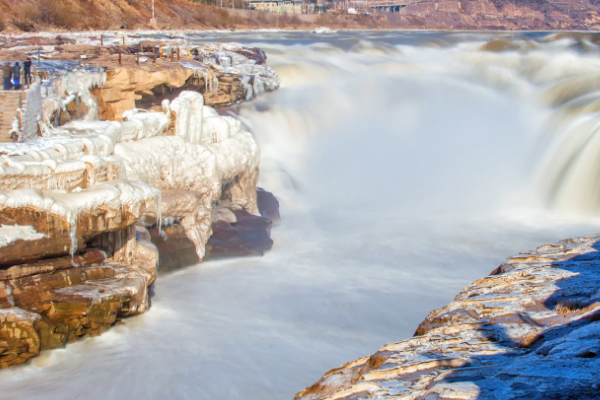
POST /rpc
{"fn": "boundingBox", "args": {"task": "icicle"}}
[156,190,162,234]
[67,210,78,258]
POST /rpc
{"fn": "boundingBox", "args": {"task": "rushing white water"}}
[3,31,600,400]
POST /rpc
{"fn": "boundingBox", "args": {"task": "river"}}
[2,31,600,399]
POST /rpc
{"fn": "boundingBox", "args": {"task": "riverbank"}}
[0,38,281,367]
[296,235,600,399]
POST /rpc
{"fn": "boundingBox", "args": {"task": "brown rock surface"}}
[0,182,157,266]
[0,308,41,369]
[88,57,261,121]
[0,226,158,367]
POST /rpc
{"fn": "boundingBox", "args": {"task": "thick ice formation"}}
[0,90,260,261]
[35,61,107,123]
[10,82,44,143]
[196,44,281,99]
[0,37,275,369]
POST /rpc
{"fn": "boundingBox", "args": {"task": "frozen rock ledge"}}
[296,236,600,400]
[0,85,279,367]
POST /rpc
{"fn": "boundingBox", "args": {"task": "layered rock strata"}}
[0,237,158,368]
[297,236,600,400]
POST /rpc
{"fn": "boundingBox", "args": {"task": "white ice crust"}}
[0,225,47,248]
[0,90,260,259]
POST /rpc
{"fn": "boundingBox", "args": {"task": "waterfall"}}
[3,31,600,400]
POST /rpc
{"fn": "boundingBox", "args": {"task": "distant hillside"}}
[389,0,600,30]
[0,0,259,31]
[0,0,600,31]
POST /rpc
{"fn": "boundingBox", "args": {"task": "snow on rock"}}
[0,225,46,248]
[0,88,263,367]
[296,236,600,400]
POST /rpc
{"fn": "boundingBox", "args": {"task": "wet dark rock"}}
[257,187,280,223]
[204,210,273,261]
[150,189,279,273]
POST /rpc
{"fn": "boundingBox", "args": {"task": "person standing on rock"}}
[23,58,32,87]
[2,63,12,91]
[12,62,20,90]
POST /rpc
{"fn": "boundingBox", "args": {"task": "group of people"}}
[2,58,32,91]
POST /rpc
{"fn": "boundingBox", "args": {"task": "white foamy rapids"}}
[2,32,600,400]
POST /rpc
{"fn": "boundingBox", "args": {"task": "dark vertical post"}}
[101,35,104,46]
[119,50,122,65]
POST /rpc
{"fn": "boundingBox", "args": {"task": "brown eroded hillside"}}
[0,0,600,32]
[391,0,600,30]
[0,0,298,31]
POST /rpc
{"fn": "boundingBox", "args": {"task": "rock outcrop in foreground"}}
[297,236,600,400]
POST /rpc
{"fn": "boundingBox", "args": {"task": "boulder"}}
[148,189,279,272]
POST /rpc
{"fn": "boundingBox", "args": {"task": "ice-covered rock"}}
[0,34,283,369]
[0,87,270,367]
[148,188,279,273]
[1,90,260,261]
